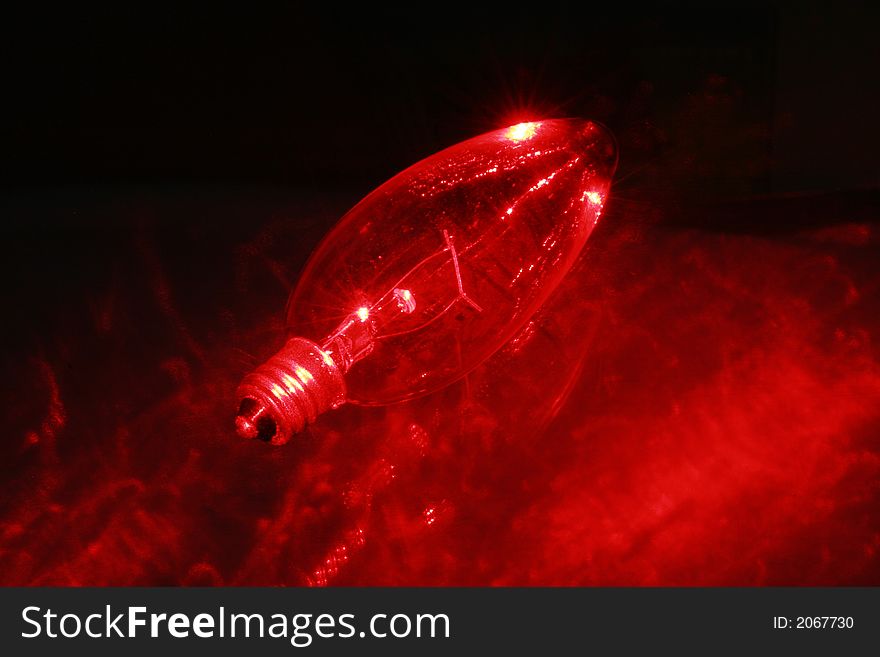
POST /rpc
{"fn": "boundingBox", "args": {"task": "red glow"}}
[1,160,878,588]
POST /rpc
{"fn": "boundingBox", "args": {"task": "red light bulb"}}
[236,119,617,444]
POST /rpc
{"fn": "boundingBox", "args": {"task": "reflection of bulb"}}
[235,119,617,444]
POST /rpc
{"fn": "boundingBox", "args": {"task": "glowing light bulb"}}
[235,118,617,444]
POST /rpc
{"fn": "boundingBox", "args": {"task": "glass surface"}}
[286,119,618,404]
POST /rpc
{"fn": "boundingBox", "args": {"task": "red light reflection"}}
[1,192,878,586]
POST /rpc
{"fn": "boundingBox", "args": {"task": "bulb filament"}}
[236,228,485,444]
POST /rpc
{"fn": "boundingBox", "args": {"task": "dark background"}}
[1,2,879,586]
[2,2,877,193]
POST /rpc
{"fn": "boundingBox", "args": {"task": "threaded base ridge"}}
[234,337,346,445]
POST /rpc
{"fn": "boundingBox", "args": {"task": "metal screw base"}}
[235,337,347,445]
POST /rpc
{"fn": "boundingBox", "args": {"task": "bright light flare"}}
[505,121,539,142]
[393,288,416,314]
[584,191,604,205]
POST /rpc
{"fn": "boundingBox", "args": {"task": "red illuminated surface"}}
[1,166,879,586]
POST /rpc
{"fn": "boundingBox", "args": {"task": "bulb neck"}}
[235,337,347,445]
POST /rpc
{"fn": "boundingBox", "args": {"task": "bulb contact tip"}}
[234,413,259,440]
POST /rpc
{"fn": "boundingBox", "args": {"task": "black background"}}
[1,2,877,193]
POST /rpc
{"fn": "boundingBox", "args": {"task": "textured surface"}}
[1,186,879,586]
